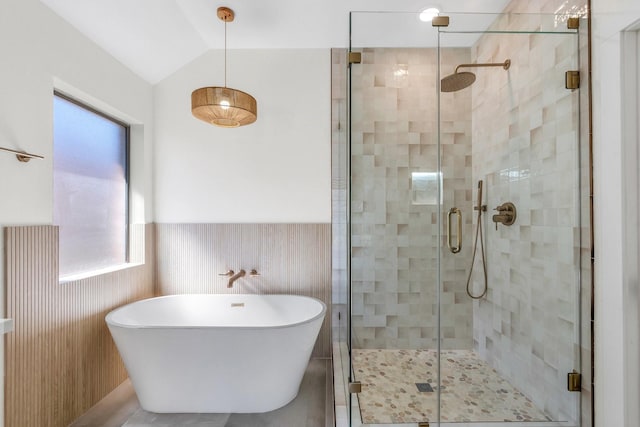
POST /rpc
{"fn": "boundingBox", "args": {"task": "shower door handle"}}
[447,207,462,254]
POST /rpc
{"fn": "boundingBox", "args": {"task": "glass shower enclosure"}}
[340,9,585,427]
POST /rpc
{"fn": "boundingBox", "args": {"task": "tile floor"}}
[71,358,332,427]
[352,349,551,424]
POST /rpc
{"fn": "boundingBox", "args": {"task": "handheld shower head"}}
[474,180,486,212]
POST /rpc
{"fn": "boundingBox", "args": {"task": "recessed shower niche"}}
[332,8,590,427]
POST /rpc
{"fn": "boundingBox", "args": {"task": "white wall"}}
[154,49,331,223]
[0,1,154,425]
[592,1,640,426]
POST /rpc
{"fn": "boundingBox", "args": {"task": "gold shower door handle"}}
[447,207,462,254]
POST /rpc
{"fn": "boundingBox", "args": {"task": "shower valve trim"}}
[492,202,517,229]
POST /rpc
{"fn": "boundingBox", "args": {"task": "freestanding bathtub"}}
[105,293,326,413]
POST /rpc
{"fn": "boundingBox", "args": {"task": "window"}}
[53,92,129,278]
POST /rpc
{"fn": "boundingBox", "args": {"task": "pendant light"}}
[191,7,257,128]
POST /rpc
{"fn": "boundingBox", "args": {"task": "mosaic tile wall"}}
[467,11,583,424]
[350,48,474,350]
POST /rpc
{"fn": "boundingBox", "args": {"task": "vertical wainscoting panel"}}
[4,224,155,427]
[155,223,332,357]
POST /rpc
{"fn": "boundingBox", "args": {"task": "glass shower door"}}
[437,12,582,426]
[347,10,583,427]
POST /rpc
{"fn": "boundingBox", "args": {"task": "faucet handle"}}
[218,270,234,276]
[495,203,515,213]
[249,269,260,276]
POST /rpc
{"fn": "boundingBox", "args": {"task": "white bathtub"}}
[105,293,326,413]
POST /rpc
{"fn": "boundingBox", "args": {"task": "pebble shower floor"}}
[352,349,550,424]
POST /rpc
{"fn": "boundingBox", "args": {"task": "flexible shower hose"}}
[466,183,488,299]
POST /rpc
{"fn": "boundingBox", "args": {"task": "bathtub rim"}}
[105,293,327,331]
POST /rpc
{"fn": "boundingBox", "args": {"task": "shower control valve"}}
[492,202,517,230]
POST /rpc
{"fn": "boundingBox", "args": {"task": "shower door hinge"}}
[432,16,449,27]
[565,71,580,89]
[567,17,580,30]
[349,52,362,65]
[348,381,362,394]
[568,371,582,392]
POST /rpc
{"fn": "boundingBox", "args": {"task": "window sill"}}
[59,262,144,284]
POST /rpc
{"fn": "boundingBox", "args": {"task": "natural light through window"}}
[53,93,129,279]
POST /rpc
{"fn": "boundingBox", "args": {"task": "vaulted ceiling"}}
[39,0,511,84]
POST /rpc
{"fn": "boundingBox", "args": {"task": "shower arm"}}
[455,60,511,74]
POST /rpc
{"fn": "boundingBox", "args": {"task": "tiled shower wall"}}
[154,223,332,358]
[350,48,474,349]
[468,9,586,425]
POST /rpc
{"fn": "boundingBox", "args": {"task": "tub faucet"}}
[227,269,246,288]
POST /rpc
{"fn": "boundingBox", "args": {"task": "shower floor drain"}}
[415,382,434,392]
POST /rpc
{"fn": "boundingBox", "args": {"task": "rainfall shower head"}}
[441,71,476,92]
[441,59,511,92]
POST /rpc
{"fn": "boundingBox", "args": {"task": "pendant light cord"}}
[224,20,227,87]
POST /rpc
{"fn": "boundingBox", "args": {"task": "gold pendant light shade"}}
[191,7,257,128]
[191,87,257,128]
